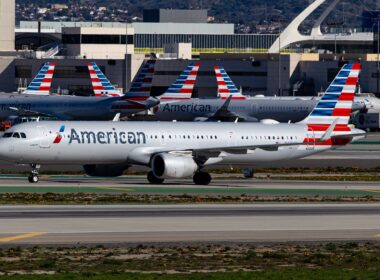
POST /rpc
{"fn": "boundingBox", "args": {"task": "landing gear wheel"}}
[147,171,164,184]
[243,168,254,179]
[193,172,211,185]
[28,164,41,184]
[28,175,39,183]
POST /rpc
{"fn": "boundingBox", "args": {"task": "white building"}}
[62,26,135,59]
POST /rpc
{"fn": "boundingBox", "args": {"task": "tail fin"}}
[87,62,122,97]
[214,66,246,100]
[123,60,156,101]
[159,62,200,100]
[301,63,361,128]
[23,62,56,96]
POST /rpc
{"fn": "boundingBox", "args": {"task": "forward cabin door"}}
[38,126,51,148]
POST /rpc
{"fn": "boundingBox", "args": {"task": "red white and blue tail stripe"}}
[87,62,122,97]
[123,60,156,101]
[23,62,56,96]
[159,62,200,100]
[301,63,361,145]
[214,66,246,100]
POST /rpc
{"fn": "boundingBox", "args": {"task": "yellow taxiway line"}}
[0,232,46,242]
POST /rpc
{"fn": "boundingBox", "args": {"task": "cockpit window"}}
[20,133,26,139]
[3,133,12,138]
[13,133,20,138]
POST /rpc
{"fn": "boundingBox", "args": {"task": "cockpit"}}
[3,132,27,139]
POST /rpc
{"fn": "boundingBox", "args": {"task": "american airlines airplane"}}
[142,62,363,122]
[0,61,158,122]
[0,64,365,184]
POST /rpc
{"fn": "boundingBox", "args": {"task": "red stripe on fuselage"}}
[307,124,351,132]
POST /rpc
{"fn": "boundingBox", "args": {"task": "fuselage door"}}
[38,126,51,148]
[306,129,315,150]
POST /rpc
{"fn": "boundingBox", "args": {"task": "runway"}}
[0,204,379,245]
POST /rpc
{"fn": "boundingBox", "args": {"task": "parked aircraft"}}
[0,64,365,184]
[0,60,159,123]
[142,62,363,122]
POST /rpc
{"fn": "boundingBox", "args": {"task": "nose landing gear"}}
[28,164,40,183]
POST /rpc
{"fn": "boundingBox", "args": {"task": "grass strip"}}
[0,243,379,278]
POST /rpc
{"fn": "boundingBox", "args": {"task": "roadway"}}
[0,204,379,245]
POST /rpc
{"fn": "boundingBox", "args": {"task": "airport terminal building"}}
[0,4,379,97]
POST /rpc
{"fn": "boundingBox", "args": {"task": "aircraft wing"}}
[203,95,257,122]
[8,107,57,118]
[128,141,305,166]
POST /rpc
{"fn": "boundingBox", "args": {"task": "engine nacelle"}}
[260,119,280,125]
[151,153,198,179]
[83,164,130,177]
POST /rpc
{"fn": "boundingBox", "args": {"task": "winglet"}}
[113,113,121,122]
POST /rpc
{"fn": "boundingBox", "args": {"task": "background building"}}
[0,0,15,52]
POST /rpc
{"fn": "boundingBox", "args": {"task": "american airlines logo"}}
[53,125,65,144]
[69,128,147,145]
[161,103,211,113]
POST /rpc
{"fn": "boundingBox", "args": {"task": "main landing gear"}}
[243,168,254,179]
[193,171,211,185]
[147,171,164,184]
[28,164,40,183]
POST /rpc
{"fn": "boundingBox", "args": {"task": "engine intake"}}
[151,153,198,179]
[83,164,129,177]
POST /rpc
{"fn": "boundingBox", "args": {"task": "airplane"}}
[19,62,56,95]
[145,63,363,123]
[87,62,123,97]
[0,63,365,185]
[0,60,159,125]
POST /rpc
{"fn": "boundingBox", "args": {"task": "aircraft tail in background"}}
[214,66,246,100]
[87,62,123,97]
[159,62,200,100]
[123,60,156,101]
[23,62,56,96]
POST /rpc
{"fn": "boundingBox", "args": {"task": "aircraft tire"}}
[28,175,39,183]
[147,171,164,184]
[193,172,211,185]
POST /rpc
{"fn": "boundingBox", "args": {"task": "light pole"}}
[377,20,379,96]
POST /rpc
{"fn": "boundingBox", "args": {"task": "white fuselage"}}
[0,121,360,167]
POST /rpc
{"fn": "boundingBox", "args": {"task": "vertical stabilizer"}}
[23,62,56,96]
[123,60,156,100]
[214,66,246,100]
[87,62,122,97]
[159,62,200,100]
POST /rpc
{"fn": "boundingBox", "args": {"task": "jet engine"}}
[151,153,198,179]
[83,164,130,177]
